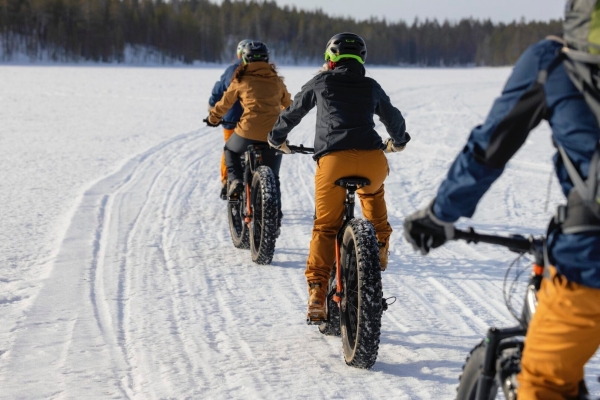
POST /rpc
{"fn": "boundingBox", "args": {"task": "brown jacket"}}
[209,62,291,142]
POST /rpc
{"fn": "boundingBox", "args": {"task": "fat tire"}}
[456,341,499,400]
[227,189,250,249]
[319,265,341,336]
[249,166,279,265]
[339,219,383,369]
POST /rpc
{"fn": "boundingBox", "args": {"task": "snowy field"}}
[1,64,598,399]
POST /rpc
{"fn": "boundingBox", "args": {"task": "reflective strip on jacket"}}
[433,39,600,289]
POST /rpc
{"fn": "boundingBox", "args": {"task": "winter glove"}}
[203,117,220,127]
[383,137,407,153]
[207,103,213,113]
[268,138,291,154]
[403,199,455,255]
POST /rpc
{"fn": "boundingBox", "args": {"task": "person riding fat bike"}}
[404,1,600,398]
[268,32,411,322]
[207,41,292,226]
[208,38,252,199]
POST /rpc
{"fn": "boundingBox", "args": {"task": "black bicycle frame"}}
[453,228,545,400]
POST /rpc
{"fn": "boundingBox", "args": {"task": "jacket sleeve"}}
[374,83,409,145]
[268,79,316,146]
[209,81,239,125]
[433,43,549,222]
[208,64,236,107]
[280,80,292,110]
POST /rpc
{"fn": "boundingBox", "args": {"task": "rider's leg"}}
[306,151,357,318]
[518,266,600,400]
[223,133,252,184]
[306,152,348,284]
[224,133,250,197]
[220,128,235,185]
[355,150,392,269]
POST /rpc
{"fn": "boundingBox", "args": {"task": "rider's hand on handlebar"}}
[383,137,407,153]
[203,116,220,127]
[403,199,455,255]
[268,138,291,154]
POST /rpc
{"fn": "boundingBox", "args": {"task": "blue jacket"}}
[433,39,600,289]
[208,60,244,130]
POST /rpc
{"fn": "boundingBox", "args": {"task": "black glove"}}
[403,199,455,255]
[203,118,220,127]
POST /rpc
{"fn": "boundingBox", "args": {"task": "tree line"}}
[0,0,563,66]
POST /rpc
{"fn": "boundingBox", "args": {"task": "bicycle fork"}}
[476,326,526,400]
[334,238,343,304]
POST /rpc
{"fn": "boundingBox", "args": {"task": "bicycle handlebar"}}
[286,144,315,154]
[453,227,542,255]
[202,118,221,127]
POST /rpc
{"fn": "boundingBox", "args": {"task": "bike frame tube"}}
[244,183,252,223]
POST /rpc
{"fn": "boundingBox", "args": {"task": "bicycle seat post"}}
[344,185,358,221]
[334,177,371,222]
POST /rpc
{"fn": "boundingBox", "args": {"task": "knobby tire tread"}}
[456,340,499,400]
[250,166,278,265]
[340,219,383,369]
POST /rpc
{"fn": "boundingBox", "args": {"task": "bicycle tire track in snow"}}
[2,67,598,399]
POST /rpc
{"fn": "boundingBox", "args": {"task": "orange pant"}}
[306,149,392,284]
[518,267,600,399]
[220,128,235,183]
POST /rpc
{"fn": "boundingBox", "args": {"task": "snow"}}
[1,64,598,399]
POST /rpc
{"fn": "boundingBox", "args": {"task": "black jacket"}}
[268,59,409,159]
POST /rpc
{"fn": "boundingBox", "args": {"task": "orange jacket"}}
[209,62,291,142]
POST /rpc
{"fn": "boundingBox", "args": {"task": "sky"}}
[213,0,566,23]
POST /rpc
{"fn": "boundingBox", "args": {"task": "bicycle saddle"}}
[335,177,371,189]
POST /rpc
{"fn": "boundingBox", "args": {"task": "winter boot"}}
[306,281,327,324]
[379,241,389,271]
[220,180,228,200]
[227,179,243,200]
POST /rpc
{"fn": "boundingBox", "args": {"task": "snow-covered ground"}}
[1,64,598,399]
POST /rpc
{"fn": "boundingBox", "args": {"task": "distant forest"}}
[0,0,563,65]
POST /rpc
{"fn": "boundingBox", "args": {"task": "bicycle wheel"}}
[249,166,279,265]
[319,264,341,336]
[227,185,250,249]
[339,218,383,369]
[456,341,499,400]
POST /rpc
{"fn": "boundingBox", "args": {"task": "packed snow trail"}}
[0,66,598,399]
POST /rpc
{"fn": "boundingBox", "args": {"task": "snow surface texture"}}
[1,65,598,399]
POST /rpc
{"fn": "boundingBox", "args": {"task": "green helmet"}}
[236,39,253,57]
[324,32,367,64]
[564,0,600,57]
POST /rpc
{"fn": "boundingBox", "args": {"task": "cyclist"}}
[403,1,600,398]
[207,41,291,225]
[268,32,410,322]
[208,38,252,200]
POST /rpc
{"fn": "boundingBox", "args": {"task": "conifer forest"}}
[0,0,562,65]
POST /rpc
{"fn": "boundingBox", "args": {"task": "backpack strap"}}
[557,145,592,200]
